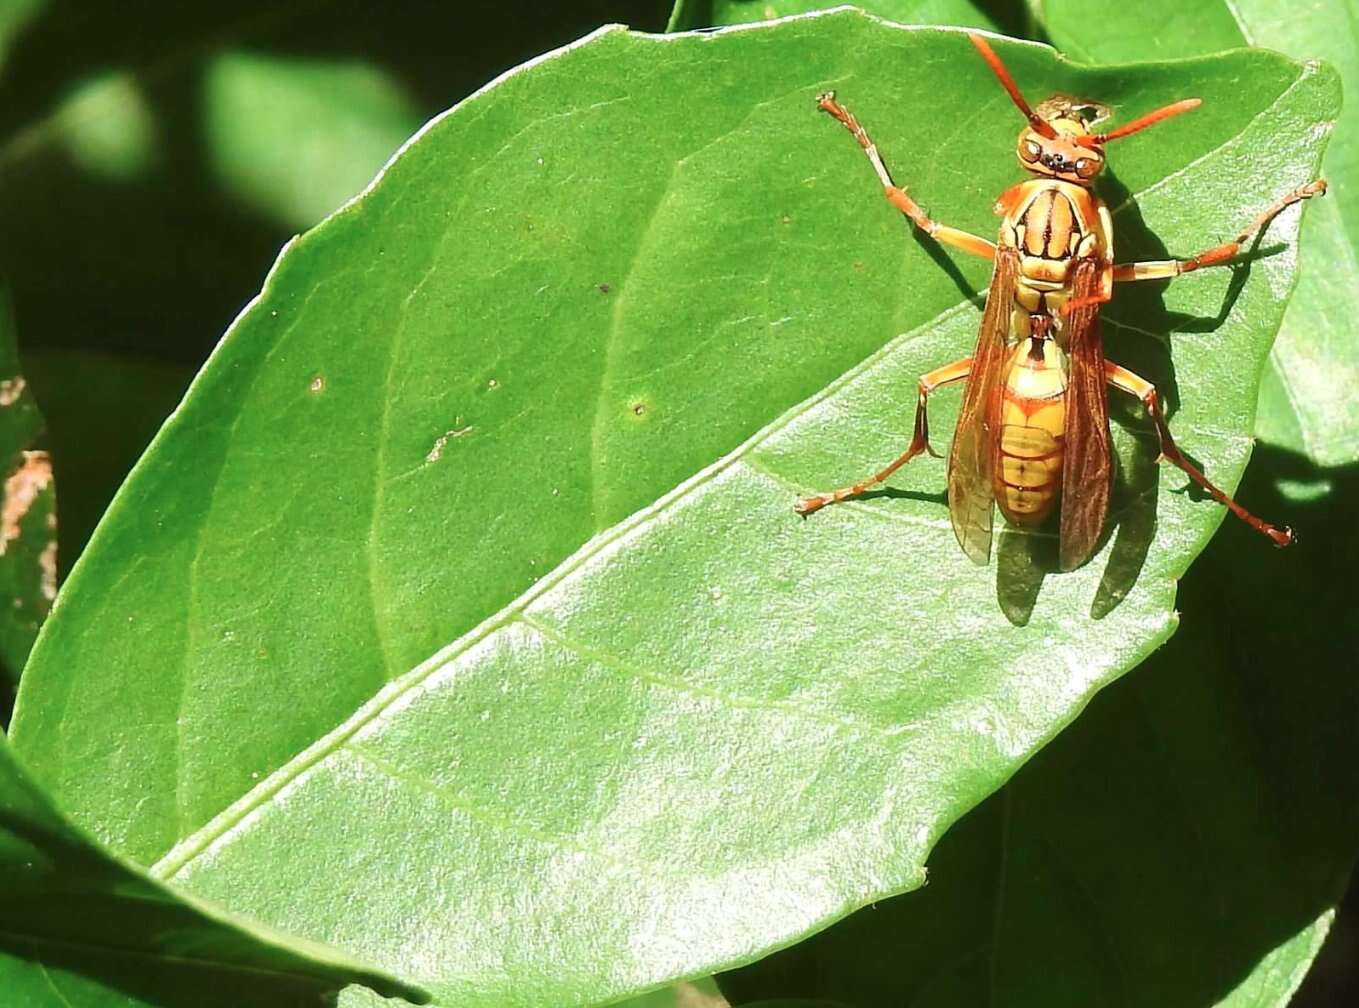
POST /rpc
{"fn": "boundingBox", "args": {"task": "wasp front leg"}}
[796,356,971,516]
[1105,362,1292,546]
[817,93,997,262]
[1112,180,1326,282]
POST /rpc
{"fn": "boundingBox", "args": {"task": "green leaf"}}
[9,15,1336,1006]
[0,731,427,1004]
[720,443,1359,1008]
[1040,0,1359,466]
[0,292,52,690]
[667,0,1003,31]
[202,50,423,230]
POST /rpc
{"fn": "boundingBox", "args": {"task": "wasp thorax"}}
[1015,121,1104,185]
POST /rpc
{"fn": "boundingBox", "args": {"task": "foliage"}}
[0,2,1351,1007]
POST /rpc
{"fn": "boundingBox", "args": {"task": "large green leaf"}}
[720,443,1359,1007]
[0,732,426,1005]
[1040,0,1359,466]
[9,15,1335,1006]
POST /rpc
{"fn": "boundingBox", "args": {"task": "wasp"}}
[795,34,1325,571]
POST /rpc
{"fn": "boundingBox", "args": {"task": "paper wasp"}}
[795,34,1325,571]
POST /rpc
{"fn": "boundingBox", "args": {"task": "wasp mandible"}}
[795,34,1325,571]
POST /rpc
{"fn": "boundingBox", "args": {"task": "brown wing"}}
[1058,257,1113,571]
[948,247,1019,566]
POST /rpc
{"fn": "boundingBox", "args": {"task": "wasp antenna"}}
[967,33,1058,140]
[1083,97,1201,144]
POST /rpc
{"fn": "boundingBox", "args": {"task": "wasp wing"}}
[1058,257,1113,571]
[948,247,1018,566]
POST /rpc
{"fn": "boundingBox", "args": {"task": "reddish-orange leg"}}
[1105,362,1292,546]
[817,92,997,261]
[1113,180,1326,282]
[795,356,971,516]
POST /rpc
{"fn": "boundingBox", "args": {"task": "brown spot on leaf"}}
[597,283,611,294]
[632,403,646,416]
[425,424,474,463]
[1,451,51,556]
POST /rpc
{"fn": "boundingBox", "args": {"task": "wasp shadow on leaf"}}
[849,485,948,508]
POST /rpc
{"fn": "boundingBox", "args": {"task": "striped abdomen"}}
[994,337,1067,525]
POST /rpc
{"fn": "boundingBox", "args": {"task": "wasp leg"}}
[1112,179,1326,282]
[817,92,997,261]
[796,356,971,516]
[1105,362,1293,546]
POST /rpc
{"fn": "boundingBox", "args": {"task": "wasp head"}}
[969,34,1199,189]
[1015,110,1105,185]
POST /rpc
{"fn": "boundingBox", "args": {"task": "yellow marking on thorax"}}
[1001,180,1109,291]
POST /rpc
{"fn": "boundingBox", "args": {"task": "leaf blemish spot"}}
[309,375,325,393]
[598,282,611,294]
[425,423,475,464]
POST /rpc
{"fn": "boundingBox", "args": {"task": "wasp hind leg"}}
[1106,362,1292,546]
[1112,179,1325,282]
[796,356,971,517]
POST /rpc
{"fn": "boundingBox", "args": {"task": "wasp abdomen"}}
[995,337,1066,525]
